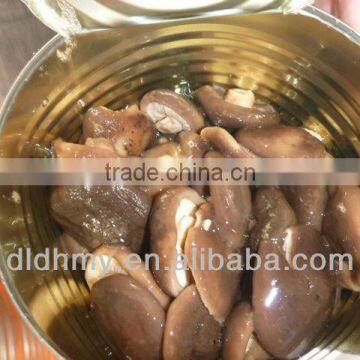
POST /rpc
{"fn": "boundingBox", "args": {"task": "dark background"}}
[0,0,54,104]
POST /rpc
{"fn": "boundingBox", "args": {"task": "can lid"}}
[22,0,314,36]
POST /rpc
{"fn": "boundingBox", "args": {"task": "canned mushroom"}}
[47,85,358,360]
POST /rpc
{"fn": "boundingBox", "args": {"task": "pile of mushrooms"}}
[49,85,360,360]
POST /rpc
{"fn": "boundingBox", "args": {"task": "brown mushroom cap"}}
[223,302,269,360]
[52,138,117,158]
[83,105,155,156]
[253,225,336,359]
[85,245,170,308]
[185,203,241,323]
[90,274,165,360]
[250,187,297,251]
[150,187,205,297]
[195,85,279,129]
[140,89,204,134]
[282,186,328,231]
[163,285,222,360]
[201,127,256,158]
[59,233,91,265]
[50,185,152,252]
[235,125,328,158]
[323,186,360,267]
[206,151,252,249]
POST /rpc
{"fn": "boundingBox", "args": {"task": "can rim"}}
[0,6,358,360]
[88,0,226,12]
[22,0,313,33]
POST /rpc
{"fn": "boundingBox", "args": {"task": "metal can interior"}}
[0,6,359,360]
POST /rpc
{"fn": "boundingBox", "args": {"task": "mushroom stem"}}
[85,247,124,289]
[225,88,255,108]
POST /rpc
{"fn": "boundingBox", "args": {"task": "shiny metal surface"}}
[0,2,54,359]
[0,6,359,360]
[21,0,314,34]
[0,281,56,360]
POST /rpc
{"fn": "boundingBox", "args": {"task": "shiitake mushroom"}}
[250,187,297,252]
[90,275,165,360]
[235,124,328,158]
[163,285,222,360]
[253,225,337,359]
[323,186,360,267]
[185,202,241,323]
[195,85,279,129]
[282,186,328,231]
[140,89,205,134]
[85,245,170,308]
[83,105,155,156]
[50,185,151,252]
[149,187,205,297]
[323,186,360,290]
[206,151,252,249]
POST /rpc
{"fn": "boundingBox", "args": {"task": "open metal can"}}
[0,3,359,360]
